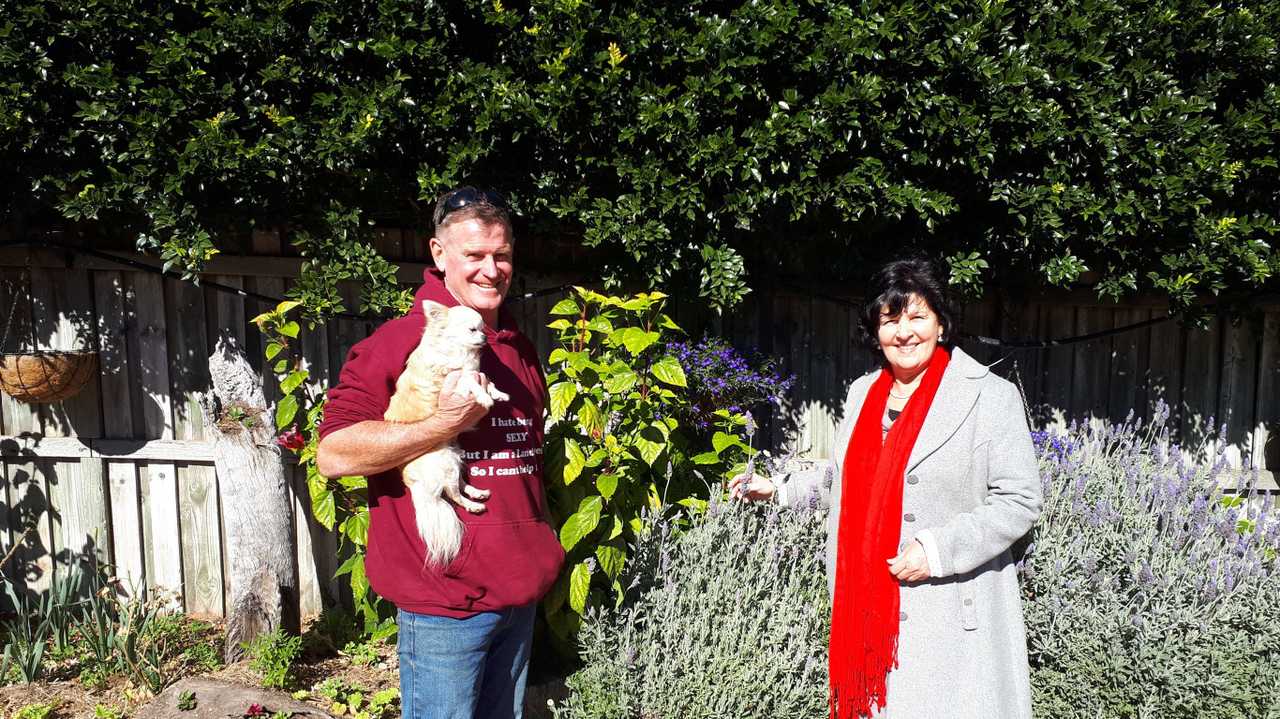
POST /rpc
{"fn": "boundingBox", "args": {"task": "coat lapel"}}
[905,348,988,472]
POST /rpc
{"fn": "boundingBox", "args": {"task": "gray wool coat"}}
[779,347,1042,719]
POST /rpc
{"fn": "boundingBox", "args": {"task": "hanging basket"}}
[0,350,99,403]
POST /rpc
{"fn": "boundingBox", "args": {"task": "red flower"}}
[244,704,266,717]
[276,427,305,452]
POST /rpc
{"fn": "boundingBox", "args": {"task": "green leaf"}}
[585,315,614,333]
[548,381,578,420]
[550,298,580,316]
[677,497,709,513]
[340,509,370,545]
[265,341,282,361]
[578,399,605,437]
[562,438,586,484]
[337,554,368,603]
[275,394,299,429]
[635,424,667,466]
[596,544,625,580]
[595,473,619,500]
[559,496,603,551]
[585,448,609,467]
[713,431,743,454]
[650,355,687,387]
[280,369,308,395]
[547,318,572,330]
[691,451,722,465]
[311,487,336,530]
[608,515,625,540]
[603,369,638,395]
[610,327,660,355]
[273,359,288,374]
[279,321,301,339]
[569,560,592,614]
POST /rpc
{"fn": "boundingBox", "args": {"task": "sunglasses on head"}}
[434,187,510,226]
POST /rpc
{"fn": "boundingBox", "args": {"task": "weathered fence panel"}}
[0,245,1275,619]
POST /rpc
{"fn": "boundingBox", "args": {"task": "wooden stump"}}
[202,335,299,661]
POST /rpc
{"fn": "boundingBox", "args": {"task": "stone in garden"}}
[137,678,335,719]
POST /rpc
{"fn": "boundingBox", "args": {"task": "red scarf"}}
[829,347,950,719]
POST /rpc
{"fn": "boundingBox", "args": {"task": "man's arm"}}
[316,370,491,478]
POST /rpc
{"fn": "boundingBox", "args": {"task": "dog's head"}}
[421,300,487,350]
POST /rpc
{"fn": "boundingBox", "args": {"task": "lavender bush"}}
[1023,404,1280,718]
[553,499,829,719]
[557,404,1280,718]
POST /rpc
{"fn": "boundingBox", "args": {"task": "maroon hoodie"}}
[318,269,565,618]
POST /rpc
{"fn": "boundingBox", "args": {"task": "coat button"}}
[904,513,916,522]
[899,611,908,621]
[906,475,920,485]
[963,599,973,606]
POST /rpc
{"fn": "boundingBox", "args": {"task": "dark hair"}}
[859,258,958,351]
[432,186,513,234]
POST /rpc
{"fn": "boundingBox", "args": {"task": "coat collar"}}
[906,346,987,471]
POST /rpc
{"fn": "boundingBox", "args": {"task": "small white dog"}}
[383,300,509,567]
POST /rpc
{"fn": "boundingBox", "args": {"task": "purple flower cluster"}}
[667,335,794,430]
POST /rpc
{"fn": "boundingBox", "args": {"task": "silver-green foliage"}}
[555,500,829,719]
[1023,407,1280,718]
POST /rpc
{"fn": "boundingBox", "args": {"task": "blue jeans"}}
[397,605,536,719]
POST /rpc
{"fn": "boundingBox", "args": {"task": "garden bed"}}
[0,614,401,719]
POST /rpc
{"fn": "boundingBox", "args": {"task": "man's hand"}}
[728,472,778,502]
[887,540,931,583]
[432,370,492,435]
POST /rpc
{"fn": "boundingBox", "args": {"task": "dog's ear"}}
[421,300,449,326]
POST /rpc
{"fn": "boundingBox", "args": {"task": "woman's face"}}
[877,294,943,378]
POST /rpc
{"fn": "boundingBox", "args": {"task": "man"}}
[316,187,565,719]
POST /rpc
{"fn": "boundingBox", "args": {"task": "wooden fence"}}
[0,236,1276,620]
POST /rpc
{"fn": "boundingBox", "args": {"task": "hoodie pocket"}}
[439,518,566,611]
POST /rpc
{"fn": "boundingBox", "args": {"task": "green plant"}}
[40,566,87,659]
[78,660,110,691]
[176,690,197,712]
[339,639,379,667]
[92,704,123,719]
[5,0,1278,314]
[1,579,51,683]
[253,302,397,642]
[311,679,398,719]
[541,288,752,641]
[182,640,223,673]
[243,629,303,690]
[74,577,123,672]
[554,499,829,719]
[13,702,58,719]
[313,678,352,702]
[302,606,362,655]
[115,597,176,696]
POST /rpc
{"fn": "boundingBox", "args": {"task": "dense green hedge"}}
[2,0,1277,312]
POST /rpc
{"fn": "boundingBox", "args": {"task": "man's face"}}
[429,217,514,326]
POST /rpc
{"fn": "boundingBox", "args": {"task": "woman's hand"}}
[728,472,777,502]
[887,540,931,583]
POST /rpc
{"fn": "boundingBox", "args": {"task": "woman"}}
[731,258,1041,719]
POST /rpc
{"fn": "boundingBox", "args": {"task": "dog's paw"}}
[463,485,491,500]
[488,387,510,403]
[462,500,487,514]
